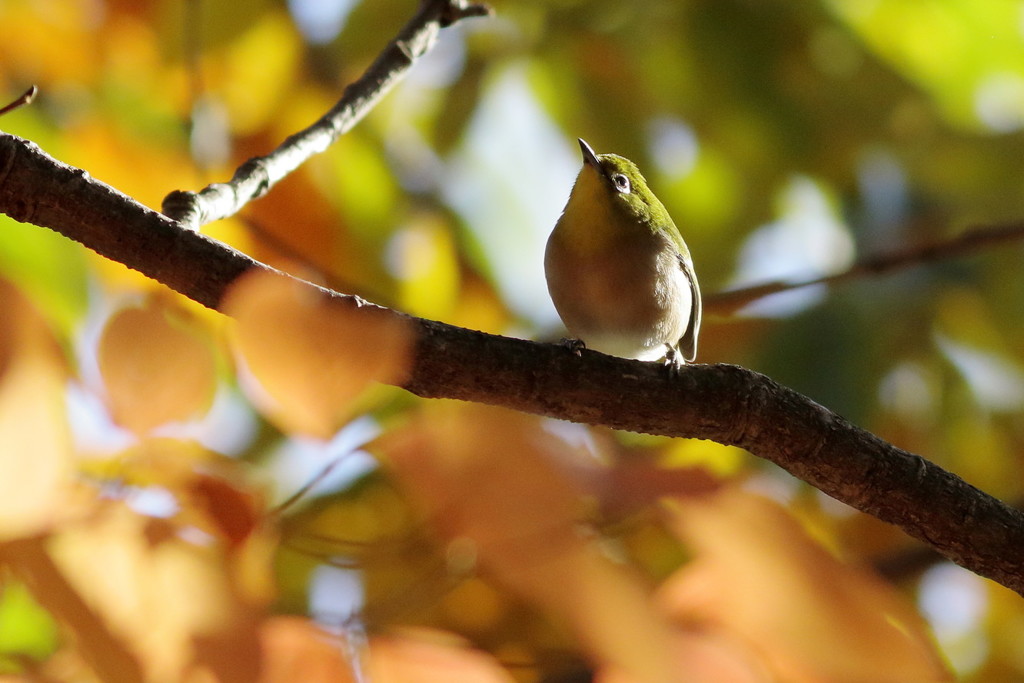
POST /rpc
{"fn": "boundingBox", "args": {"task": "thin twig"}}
[271,452,353,516]
[0,86,38,118]
[161,0,491,230]
[705,220,1024,314]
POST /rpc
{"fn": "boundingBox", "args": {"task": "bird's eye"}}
[612,173,631,193]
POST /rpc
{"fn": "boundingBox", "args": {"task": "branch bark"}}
[2,129,1024,596]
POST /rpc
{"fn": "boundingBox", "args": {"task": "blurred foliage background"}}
[1,0,1024,680]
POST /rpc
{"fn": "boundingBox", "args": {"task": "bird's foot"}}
[662,345,684,376]
[560,338,587,357]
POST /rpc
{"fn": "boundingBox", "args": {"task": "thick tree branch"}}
[2,131,1024,596]
[161,0,492,230]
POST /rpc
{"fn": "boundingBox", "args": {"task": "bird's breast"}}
[545,227,691,360]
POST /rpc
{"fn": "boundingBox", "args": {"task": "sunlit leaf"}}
[392,214,461,320]
[597,630,770,683]
[186,472,266,549]
[79,437,221,489]
[0,216,89,337]
[367,628,515,683]
[220,12,303,135]
[0,1,100,87]
[224,270,412,439]
[0,580,59,664]
[61,118,197,214]
[98,298,219,435]
[827,0,1024,130]
[258,616,356,683]
[326,133,400,245]
[0,281,74,540]
[661,489,952,682]
[39,502,267,683]
[378,403,679,682]
[259,619,521,683]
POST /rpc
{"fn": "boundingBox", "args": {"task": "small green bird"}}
[545,138,701,364]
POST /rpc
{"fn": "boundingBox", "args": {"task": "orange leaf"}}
[597,629,772,683]
[188,473,264,548]
[379,403,679,683]
[0,281,74,540]
[42,502,266,682]
[223,271,411,438]
[98,299,218,435]
[661,489,952,682]
[259,620,516,683]
[258,616,356,683]
[367,628,515,683]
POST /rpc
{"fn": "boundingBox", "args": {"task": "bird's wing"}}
[677,253,702,362]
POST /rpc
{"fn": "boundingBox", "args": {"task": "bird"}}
[544,138,701,364]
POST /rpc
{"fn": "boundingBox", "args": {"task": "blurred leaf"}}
[40,501,269,683]
[367,628,516,683]
[661,489,952,682]
[219,12,303,136]
[246,163,350,278]
[827,0,1024,130]
[257,616,356,683]
[663,145,743,238]
[188,472,266,549]
[79,437,221,490]
[326,133,401,245]
[224,270,412,438]
[433,60,488,154]
[0,1,100,87]
[157,0,276,57]
[98,298,219,435]
[0,580,59,666]
[393,213,461,319]
[0,281,74,541]
[379,403,679,683]
[597,629,770,683]
[6,536,145,683]
[61,118,197,213]
[0,216,88,337]
[657,439,746,477]
[333,0,419,69]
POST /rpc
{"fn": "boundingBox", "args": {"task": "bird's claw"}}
[560,338,586,357]
[662,344,684,377]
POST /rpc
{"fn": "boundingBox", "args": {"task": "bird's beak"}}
[578,138,601,169]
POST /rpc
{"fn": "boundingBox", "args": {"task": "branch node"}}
[441,1,493,27]
[162,190,202,231]
[237,158,272,198]
[396,39,416,62]
[0,85,38,118]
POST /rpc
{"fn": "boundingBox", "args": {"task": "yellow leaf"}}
[220,12,302,135]
[393,214,460,320]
